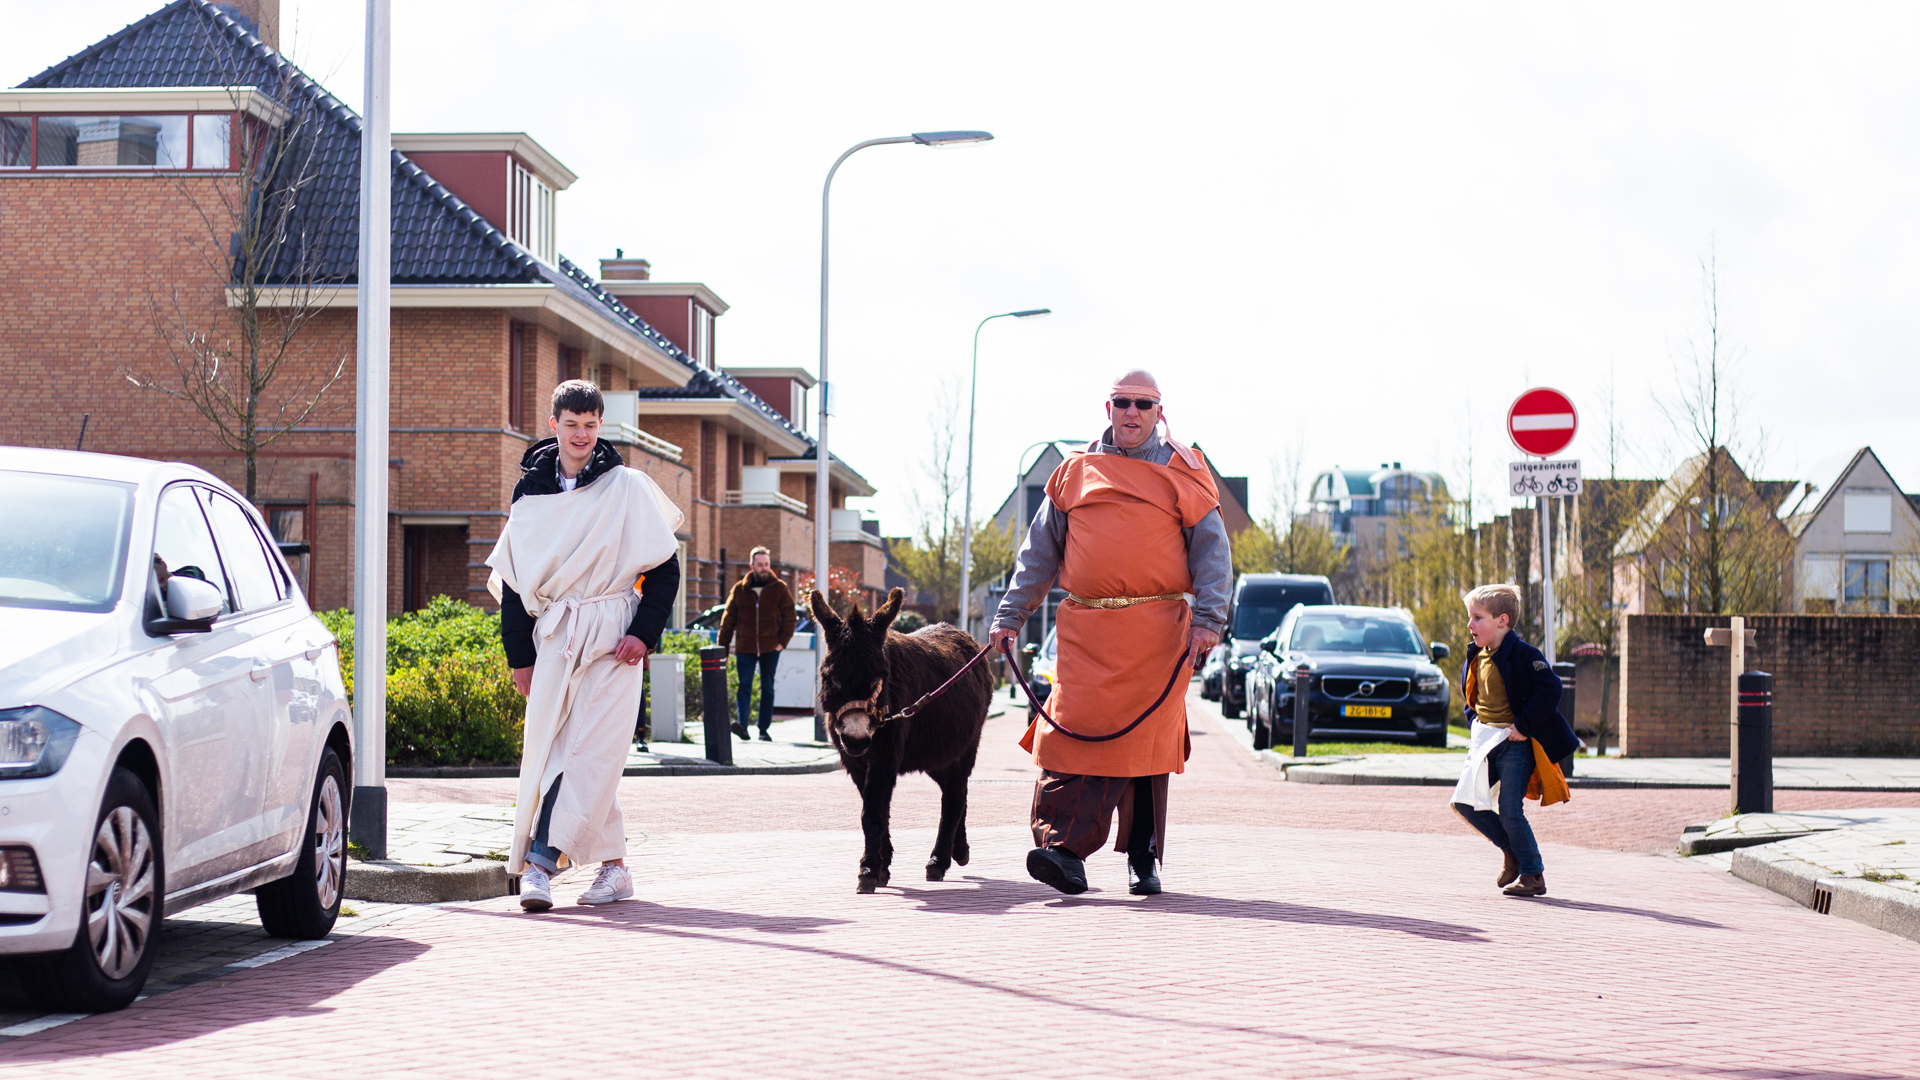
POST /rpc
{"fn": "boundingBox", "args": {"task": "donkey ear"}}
[809,590,844,637]
[872,587,904,634]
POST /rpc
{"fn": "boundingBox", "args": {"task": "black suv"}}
[1246,604,1452,747]
[1217,573,1334,718]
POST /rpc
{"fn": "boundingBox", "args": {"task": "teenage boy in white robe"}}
[489,380,683,911]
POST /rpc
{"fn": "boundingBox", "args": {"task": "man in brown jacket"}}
[717,546,798,740]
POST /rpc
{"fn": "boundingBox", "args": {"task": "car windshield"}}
[1231,583,1329,639]
[1289,612,1423,655]
[0,470,136,613]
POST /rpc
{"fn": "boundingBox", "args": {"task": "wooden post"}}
[1703,617,1757,813]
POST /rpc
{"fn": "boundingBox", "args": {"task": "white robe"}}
[1449,720,1512,812]
[486,466,682,873]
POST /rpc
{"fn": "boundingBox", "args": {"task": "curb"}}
[388,758,842,779]
[1280,765,1715,790]
[1731,845,1920,945]
[345,858,512,903]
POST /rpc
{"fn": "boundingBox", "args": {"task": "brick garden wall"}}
[1619,614,1920,757]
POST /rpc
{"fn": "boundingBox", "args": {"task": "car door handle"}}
[305,647,327,661]
[250,665,271,682]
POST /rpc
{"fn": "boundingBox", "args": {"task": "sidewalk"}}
[1680,809,1920,945]
[388,715,843,778]
[1279,752,1920,789]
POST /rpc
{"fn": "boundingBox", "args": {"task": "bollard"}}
[1292,664,1312,759]
[1553,661,1577,777]
[699,646,732,766]
[1735,671,1774,814]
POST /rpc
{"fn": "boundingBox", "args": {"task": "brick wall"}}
[1620,614,1920,757]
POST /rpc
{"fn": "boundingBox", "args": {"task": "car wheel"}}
[256,746,347,939]
[1222,692,1242,719]
[17,767,163,1013]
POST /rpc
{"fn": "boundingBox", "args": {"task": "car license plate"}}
[1342,705,1392,718]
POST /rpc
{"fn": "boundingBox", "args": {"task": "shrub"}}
[892,610,927,633]
[385,651,526,765]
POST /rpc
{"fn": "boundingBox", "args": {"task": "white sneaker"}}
[520,864,553,912]
[576,864,633,905]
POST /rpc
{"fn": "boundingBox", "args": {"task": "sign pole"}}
[1538,490,1555,664]
[1507,387,1579,666]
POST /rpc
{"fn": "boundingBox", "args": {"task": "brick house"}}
[0,0,882,619]
[1611,450,1799,616]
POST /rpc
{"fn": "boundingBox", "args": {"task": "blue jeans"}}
[736,650,780,732]
[1452,739,1544,875]
[526,774,564,873]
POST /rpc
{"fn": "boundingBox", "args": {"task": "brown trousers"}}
[1031,771,1170,863]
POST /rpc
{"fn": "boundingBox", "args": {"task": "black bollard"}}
[699,646,732,766]
[1292,664,1312,759]
[1735,671,1774,814]
[1553,661,1577,778]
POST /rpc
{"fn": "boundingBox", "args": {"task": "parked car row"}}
[1204,573,1334,718]
[1245,605,1452,747]
[0,448,352,1013]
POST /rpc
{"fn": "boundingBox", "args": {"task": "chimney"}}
[215,1,280,50]
[599,254,651,281]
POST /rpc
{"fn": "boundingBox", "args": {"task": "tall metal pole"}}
[1537,494,1555,664]
[350,0,391,859]
[958,314,1004,638]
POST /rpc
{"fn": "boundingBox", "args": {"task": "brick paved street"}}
[5,694,1919,1078]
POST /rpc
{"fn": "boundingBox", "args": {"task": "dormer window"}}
[0,112,233,170]
[506,157,555,263]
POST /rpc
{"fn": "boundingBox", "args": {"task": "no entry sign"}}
[1507,388,1578,457]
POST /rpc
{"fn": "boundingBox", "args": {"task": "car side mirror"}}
[145,575,220,636]
[1429,642,1451,661]
[1259,639,1277,654]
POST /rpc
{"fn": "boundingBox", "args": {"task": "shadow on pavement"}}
[470,900,849,935]
[1527,896,1729,930]
[0,935,428,1061]
[890,876,1488,943]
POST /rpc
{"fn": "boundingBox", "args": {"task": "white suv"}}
[0,448,352,1012]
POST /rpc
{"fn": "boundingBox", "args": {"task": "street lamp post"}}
[813,130,992,738]
[957,309,1050,638]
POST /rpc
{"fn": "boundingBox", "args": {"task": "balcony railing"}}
[601,422,683,463]
[723,489,808,514]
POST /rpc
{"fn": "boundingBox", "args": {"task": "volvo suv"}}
[1246,604,1452,748]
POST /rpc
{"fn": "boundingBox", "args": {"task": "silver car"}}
[0,448,352,1012]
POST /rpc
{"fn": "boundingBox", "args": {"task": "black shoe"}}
[1026,846,1088,895]
[635,741,649,753]
[730,721,749,739]
[757,728,773,741]
[1128,852,1162,895]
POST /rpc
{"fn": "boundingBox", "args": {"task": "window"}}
[1231,584,1333,640]
[508,323,528,431]
[1843,493,1893,534]
[690,303,715,366]
[0,113,232,170]
[558,346,580,384]
[1843,559,1890,614]
[201,491,285,610]
[1288,613,1424,655]
[268,507,309,597]
[505,158,555,262]
[153,485,232,617]
[0,470,133,612]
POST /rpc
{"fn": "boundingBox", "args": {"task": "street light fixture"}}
[812,130,992,735]
[957,307,1051,638]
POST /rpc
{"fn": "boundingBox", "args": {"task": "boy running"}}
[1449,584,1578,897]
[489,381,683,911]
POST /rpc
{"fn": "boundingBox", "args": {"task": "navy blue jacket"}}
[1460,632,1580,763]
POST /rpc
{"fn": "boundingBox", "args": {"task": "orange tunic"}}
[1020,449,1220,777]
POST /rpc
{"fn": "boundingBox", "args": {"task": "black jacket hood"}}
[514,437,625,500]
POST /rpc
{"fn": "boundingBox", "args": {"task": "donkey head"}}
[812,587,905,759]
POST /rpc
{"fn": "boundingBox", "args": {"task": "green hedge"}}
[318,598,734,765]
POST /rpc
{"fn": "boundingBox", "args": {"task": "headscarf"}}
[1110,379,1203,470]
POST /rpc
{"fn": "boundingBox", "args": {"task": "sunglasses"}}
[1109,397,1160,411]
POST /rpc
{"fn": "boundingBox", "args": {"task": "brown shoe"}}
[1503,874,1546,897]
[1497,851,1520,889]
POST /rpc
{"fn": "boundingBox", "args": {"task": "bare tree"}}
[124,30,348,502]
[1234,438,1348,579]
[1563,374,1650,753]
[891,381,967,624]
[1650,243,1792,614]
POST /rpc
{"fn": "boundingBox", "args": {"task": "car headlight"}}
[1416,675,1445,693]
[0,707,82,779]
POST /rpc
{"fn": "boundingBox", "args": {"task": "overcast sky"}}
[9,2,1919,530]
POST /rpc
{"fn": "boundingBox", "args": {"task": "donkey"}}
[812,587,993,894]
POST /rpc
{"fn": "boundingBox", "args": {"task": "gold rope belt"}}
[1064,592,1185,610]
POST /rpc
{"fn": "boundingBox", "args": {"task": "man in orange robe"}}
[990,371,1232,895]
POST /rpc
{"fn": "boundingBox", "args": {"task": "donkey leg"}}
[925,766,967,881]
[950,739,978,867]
[857,767,898,893]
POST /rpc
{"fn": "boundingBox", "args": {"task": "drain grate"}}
[1811,886,1833,915]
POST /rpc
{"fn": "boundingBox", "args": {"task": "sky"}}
[7,2,1919,532]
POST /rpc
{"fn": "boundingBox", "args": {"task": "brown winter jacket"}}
[717,572,797,655]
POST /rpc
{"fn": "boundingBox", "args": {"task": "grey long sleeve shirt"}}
[992,429,1233,636]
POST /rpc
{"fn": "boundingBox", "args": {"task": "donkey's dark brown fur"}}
[812,587,992,893]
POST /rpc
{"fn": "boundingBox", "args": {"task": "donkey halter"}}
[832,679,886,727]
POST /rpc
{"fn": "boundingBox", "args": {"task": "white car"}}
[0,447,352,1012]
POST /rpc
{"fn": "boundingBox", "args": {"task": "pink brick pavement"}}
[5,700,1919,1078]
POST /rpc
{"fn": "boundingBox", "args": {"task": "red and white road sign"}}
[1507,388,1578,457]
